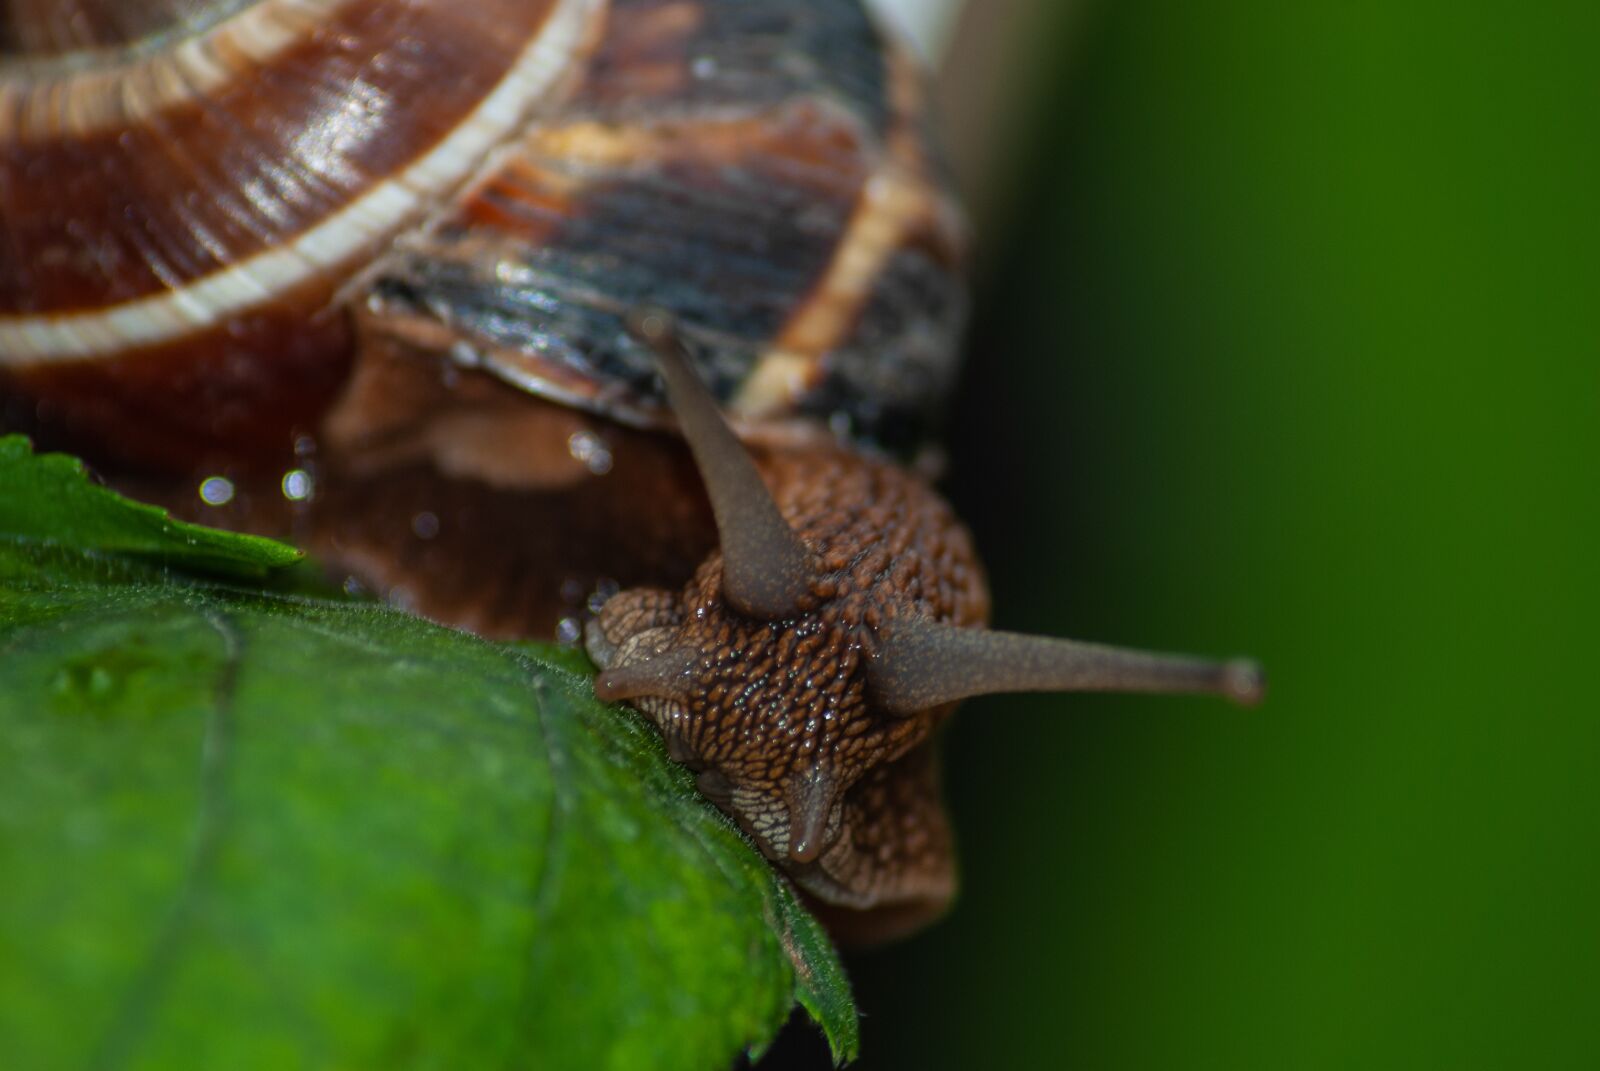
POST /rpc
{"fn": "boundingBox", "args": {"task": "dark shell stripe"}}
[365,0,965,454]
[1,0,253,56]
[0,0,601,349]
[581,0,889,133]
[372,104,869,400]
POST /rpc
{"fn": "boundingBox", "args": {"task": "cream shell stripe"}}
[1,0,361,142]
[0,0,605,364]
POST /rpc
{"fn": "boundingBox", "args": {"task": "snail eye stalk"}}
[626,308,816,621]
[868,617,1265,713]
[593,647,698,703]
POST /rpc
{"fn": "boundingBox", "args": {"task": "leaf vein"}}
[88,608,244,1071]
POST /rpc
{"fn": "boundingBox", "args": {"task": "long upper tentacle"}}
[869,616,1265,713]
[626,308,817,620]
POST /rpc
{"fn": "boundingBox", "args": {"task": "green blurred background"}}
[839,1,1599,1067]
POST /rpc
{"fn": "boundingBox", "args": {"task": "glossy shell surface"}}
[0,0,966,468]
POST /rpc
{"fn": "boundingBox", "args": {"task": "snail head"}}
[585,309,1265,912]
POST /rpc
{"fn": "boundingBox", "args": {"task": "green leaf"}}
[0,443,858,1069]
[0,436,301,576]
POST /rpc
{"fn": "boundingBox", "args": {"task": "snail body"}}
[0,0,1261,940]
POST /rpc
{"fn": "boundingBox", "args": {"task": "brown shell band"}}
[0,0,604,355]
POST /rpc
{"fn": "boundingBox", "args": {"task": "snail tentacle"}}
[625,308,818,622]
[593,646,699,703]
[868,616,1267,713]
[786,766,838,865]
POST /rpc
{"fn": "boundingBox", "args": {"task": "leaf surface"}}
[0,439,857,1069]
[0,437,301,576]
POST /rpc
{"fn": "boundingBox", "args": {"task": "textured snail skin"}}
[586,446,989,935]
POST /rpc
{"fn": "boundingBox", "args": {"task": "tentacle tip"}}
[1222,659,1267,707]
[593,646,696,704]
[624,306,676,347]
[592,671,628,703]
[787,772,835,864]
[788,837,823,864]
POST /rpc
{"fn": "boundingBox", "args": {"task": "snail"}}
[0,0,1263,941]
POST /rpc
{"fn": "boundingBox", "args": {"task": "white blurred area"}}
[865,0,966,61]
[867,0,1061,216]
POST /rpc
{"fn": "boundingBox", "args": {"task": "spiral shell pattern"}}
[0,0,604,463]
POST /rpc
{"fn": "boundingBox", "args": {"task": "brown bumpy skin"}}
[586,445,989,934]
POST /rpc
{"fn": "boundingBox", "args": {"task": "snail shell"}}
[0,0,965,471]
